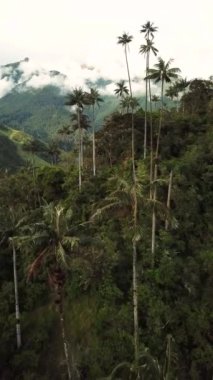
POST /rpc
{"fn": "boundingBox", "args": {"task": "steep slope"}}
[0,125,50,170]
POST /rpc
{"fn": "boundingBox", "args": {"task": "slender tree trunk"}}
[81,129,83,168]
[124,45,133,97]
[148,54,154,199]
[124,45,136,181]
[156,78,164,159]
[12,240,21,349]
[60,312,72,380]
[77,109,82,190]
[92,105,96,176]
[144,53,148,159]
[124,43,139,363]
[133,239,139,363]
[151,164,157,267]
[165,170,173,230]
[133,185,139,364]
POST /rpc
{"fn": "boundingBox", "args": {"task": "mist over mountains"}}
[0,58,124,140]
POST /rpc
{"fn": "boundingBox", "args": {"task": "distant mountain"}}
[0,58,120,141]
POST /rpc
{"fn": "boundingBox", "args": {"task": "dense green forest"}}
[0,22,212,380]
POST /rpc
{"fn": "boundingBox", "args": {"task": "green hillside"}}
[0,125,50,170]
[0,85,121,140]
[0,86,70,141]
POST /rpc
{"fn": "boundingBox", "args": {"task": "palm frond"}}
[62,236,79,250]
[27,247,49,280]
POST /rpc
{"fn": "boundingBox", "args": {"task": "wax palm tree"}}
[146,58,180,264]
[15,202,79,380]
[85,88,103,176]
[151,95,160,110]
[71,112,90,168]
[140,38,158,205]
[120,96,140,114]
[140,21,158,41]
[117,33,136,181]
[0,206,28,350]
[91,168,151,365]
[140,36,158,159]
[65,88,87,190]
[117,33,133,97]
[114,80,129,98]
[165,85,179,111]
[146,58,181,157]
[176,78,190,113]
[57,125,73,151]
[47,140,60,164]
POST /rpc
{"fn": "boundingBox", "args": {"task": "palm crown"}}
[146,58,181,83]
[85,88,103,107]
[139,39,158,56]
[65,87,87,109]
[140,21,158,40]
[117,33,133,46]
[114,80,129,97]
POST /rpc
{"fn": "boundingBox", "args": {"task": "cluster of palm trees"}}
[32,22,183,378]
[114,23,182,375]
[61,24,183,374]
[65,87,103,190]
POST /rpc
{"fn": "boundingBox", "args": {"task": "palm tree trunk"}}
[124,45,136,181]
[60,312,72,380]
[151,164,157,267]
[148,53,154,199]
[124,45,133,97]
[156,78,164,159]
[133,185,139,364]
[12,240,21,349]
[165,170,173,230]
[144,53,148,159]
[81,130,83,168]
[92,105,96,176]
[124,43,139,361]
[133,239,139,363]
[77,108,82,190]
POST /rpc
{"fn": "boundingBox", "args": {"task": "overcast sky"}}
[0,0,212,86]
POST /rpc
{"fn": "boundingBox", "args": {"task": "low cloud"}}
[0,76,14,98]
[0,57,149,99]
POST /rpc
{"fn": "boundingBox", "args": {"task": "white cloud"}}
[0,0,212,83]
[0,77,14,98]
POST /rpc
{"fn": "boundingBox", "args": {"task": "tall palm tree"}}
[140,21,158,41]
[165,85,179,110]
[114,80,129,98]
[140,23,158,159]
[71,112,90,168]
[151,95,160,110]
[146,58,180,265]
[16,203,79,380]
[146,58,181,157]
[86,88,103,176]
[91,172,148,366]
[117,33,133,97]
[117,33,136,181]
[140,39,158,202]
[57,125,72,152]
[47,140,60,164]
[120,96,140,114]
[65,88,87,190]
[176,78,190,113]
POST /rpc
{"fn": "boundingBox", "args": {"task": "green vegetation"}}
[0,125,50,169]
[0,22,212,380]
